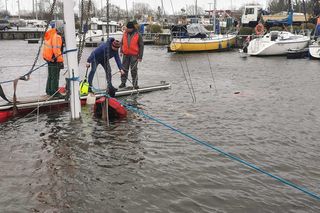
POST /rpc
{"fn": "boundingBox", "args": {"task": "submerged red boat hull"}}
[0,97,127,123]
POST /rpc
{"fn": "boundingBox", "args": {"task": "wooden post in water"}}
[63,0,81,119]
[101,97,109,126]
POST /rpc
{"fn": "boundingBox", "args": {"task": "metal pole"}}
[106,0,109,39]
[208,3,213,26]
[63,0,82,119]
[17,0,20,20]
[302,0,308,28]
[213,0,216,34]
[161,0,165,16]
[32,0,34,18]
[132,0,135,19]
[101,0,103,15]
[78,0,81,18]
[288,0,293,32]
[125,0,129,21]
[195,0,197,17]
[5,0,8,15]
[35,0,38,20]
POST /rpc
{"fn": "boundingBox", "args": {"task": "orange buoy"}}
[255,23,265,35]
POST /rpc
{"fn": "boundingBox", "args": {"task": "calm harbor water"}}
[0,40,320,212]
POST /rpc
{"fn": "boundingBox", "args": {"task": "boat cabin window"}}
[90,23,98,30]
[245,8,255,15]
[190,18,199,24]
[110,25,116,33]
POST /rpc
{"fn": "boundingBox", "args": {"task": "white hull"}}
[248,31,310,56]
[309,43,320,59]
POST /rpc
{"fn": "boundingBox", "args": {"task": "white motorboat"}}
[77,18,123,46]
[309,40,320,59]
[247,31,310,56]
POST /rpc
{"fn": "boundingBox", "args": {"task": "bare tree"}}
[0,0,10,18]
[0,10,10,18]
[98,4,127,21]
[185,5,205,16]
[131,2,154,19]
[312,0,320,16]
[268,0,315,14]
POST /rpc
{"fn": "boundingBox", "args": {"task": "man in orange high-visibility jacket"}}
[42,21,64,97]
[119,21,144,89]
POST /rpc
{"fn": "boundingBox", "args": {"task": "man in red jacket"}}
[120,21,144,89]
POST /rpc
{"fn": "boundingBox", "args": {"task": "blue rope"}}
[0,49,77,85]
[107,94,320,201]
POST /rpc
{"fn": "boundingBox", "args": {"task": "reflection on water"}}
[0,41,320,212]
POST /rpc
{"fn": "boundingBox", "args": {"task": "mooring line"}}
[108,95,320,201]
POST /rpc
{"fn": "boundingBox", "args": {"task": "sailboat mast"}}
[125,0,129,21]
[106,0,109,39]
[132,0,135,19]
[302,0,307,27]
[35,0,38,20]
[288,0,293,32]
[101,0,103,14]
[213,0,216,34]
[32,0,34,18]
[63,0,81,119]
[17,0,20,20]
[161,0,165,17]
[195,0,198,18]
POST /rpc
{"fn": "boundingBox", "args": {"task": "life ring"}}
[255,23,264,35]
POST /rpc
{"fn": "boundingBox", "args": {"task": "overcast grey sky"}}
[3,0,269,15]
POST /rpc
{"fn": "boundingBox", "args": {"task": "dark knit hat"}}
[112,40,121,48]
[126,21,134,29]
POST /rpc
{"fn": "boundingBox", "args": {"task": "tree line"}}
[0,0,208,21]
[268,0,320,16]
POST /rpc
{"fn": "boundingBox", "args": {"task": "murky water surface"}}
[1,40,320,212]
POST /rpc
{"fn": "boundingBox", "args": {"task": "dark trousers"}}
[46,63,60,96]
[121,55,138,87]
[88,59,113,89]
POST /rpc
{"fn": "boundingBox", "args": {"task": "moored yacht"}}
[247,31,310,56]
[77,17,123,46]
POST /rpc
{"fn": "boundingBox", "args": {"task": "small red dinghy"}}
[94,97,127,119]
[0,87,127,122]
[0,83,171,123]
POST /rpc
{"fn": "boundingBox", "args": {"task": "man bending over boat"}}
[86,38,124,97]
